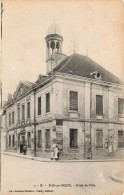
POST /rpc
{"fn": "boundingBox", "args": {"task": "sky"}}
[1,0,124,101]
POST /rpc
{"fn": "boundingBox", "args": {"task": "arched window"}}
[56,42,60,52]
[50,41,55,49]
[56,42,60,49]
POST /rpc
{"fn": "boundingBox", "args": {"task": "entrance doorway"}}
[22,135,25,144]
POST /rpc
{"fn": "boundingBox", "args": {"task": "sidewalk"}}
[3,151,124,163]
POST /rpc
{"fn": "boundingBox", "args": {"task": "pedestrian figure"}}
[20,142,23,153]
[23,143,27,155]
[54,145,60,160]
[57,147,61,160]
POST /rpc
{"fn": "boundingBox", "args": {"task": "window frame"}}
[69,91,78,112]
[9,113,11,125]
[27,132,31,148]
[12,111,14,124]
[118,130,124,148]
[70,128,78,149]
[38,96,41,116]
[27,102,30,119]
[9,135,11,147]
[96,95,103,116]
[12,134,15,147]
[17,106,20,122]
[37,130,42,148]
[45,129,50,149]
[46,93,50,113]
[96,129,103,149]
[22,104,25,121]
[118,98,124,116]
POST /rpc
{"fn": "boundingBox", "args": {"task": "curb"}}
[3,152,124,163]
[111,174,123,184]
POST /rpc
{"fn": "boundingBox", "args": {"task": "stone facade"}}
[3,73,124,160]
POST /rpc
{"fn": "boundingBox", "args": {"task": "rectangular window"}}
[27,102,30,119]
[56,119,63,126]
[12,111,14,123]
[38,130,42,148]
[17,107,20,122]
[118,98,124,115]
[46,129,50,148]
[38,97,41,115]
[12,134,15,147]
[9,113,11,125]
[46,93,50,113]
[118,130,124,148]
[70,91,78,111]
[9,135,11,147]
[27,132,31,148]
[22,104,25,120]
[18,133,20,147]
[70,129,78,148]
[96,95,103,115]
[96,130,103,148]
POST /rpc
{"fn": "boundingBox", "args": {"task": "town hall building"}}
[2,22,124,160]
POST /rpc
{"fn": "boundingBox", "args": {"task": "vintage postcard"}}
[1,0,124,195]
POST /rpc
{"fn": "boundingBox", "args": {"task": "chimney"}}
[37,74,47,83]
[13,92,16,100]
[8,93,12,103]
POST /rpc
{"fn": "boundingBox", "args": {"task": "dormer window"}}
[90,71,101,79]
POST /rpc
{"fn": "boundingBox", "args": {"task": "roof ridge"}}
[56,53,123,84]
[59,54,74,72]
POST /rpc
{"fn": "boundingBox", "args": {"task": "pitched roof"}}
[53,53,123,84]
[21,81,34,87]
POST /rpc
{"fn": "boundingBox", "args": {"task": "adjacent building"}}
[2,22,124,160]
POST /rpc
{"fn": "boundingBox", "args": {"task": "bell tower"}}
[45,21,66,74]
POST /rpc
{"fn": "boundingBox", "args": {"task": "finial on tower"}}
[73,41,76,53]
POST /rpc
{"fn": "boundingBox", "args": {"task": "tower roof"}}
[47,21,61,36]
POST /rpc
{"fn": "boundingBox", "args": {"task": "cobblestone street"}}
[1,154,124,195]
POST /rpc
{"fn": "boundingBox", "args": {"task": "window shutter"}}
[27,102,30,118]
[22,105,25,120]
[70,91,78,111]
[70,129,78,148]
[38,97,41,115]
[118,130,124,148]
[46,93,50,113]
[118,98,124,114]
[96,95,103,115]
[12,112,14,123]
[18,107,20,121]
